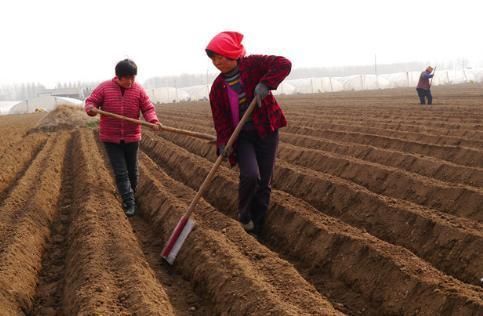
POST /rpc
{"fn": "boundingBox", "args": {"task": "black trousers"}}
[103,141,139,208]
[416,88,432,105]
[237,130,279,227]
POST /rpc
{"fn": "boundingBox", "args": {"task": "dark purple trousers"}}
[237,129,279,228]
[416,88,432,105]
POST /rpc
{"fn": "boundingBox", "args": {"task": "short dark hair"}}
[115,59,137,78]
[205,49,235,61]
[206,49,215,58]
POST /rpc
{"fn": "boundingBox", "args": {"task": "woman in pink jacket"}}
[85,59,160,216]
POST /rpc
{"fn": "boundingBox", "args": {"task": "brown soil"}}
[0,84,482,315]
[30,105,97,133]
[152,127,483,286]
[140,132,482,315]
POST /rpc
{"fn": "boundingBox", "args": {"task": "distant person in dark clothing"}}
[416,66,435,105]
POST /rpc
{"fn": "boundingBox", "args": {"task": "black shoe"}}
[124,204,136,217]
[123,200,136,217]
[241,220,254,232]
[252,216,265,237]
[238,212,254,232]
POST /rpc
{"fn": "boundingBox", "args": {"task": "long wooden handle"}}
[430,67,437,87]
[92,108,216,142]
[182,97,259,218]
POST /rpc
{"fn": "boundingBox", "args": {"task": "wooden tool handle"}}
[92,108,216,142]
[160,125,217,141]
[429,66,437,87]
[94,108,154,127]
[182,97,259,218]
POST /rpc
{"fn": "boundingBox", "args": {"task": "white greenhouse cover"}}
[8,96,82,115]
[166,68,483,103]
[180,85,210,101]
[146,87,190,104]
[0,101,21,115]
[148,68,483,103]
[4,68,481,113]
[272,82,297,95]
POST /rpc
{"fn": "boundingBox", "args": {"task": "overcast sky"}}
[1,0,481,87]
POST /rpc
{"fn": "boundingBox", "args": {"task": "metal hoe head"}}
[161,216,195,265]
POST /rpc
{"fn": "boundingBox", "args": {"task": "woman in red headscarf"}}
[206,31,291,236]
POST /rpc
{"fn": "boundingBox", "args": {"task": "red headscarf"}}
[206,31,246,60]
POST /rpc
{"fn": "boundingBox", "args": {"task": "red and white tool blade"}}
[161,216,195,265]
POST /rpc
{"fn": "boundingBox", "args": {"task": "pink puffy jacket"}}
[85,78,159,143]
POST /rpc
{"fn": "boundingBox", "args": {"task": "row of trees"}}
[0,83,45,101]
[0,81,99,101]
[142,61,430,89]
[144,73,216,89]
[1,59,473,100]
[142,59,476,89]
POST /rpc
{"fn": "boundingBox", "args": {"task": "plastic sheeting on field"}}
[272,82,297,95]
[0,101,21,115]
[8,96,83,115]
[146,87,190,104]
[147,67,483,104]
[180,85,210,101]
[331,75,394,91]
[285,78,344,94]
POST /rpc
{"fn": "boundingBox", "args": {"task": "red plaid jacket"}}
[209,54,291,165]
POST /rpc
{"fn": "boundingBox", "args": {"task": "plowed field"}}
[0,84,482,315]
